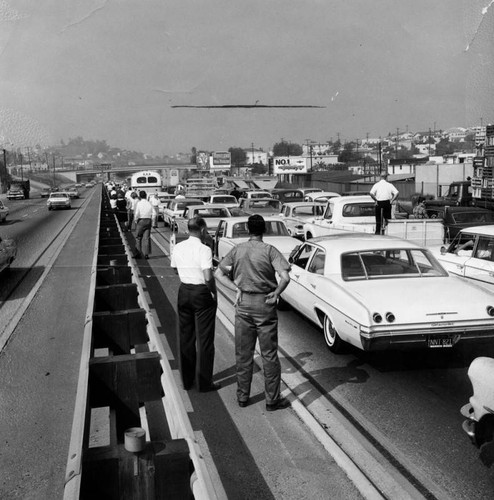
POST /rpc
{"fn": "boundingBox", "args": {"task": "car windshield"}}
[341,248,447,280]
[213,196,237,203]
[451,211,494,224]
[248,200,281,210]
[341,203,375,217]
[193,208,230,218]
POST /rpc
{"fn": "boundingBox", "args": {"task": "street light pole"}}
[52,154,56,186]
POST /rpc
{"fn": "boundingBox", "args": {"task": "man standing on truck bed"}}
[369,172,399,235]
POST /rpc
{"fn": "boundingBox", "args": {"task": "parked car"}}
[213,216,300,262]
[238,198,282,216]
[47,192,71,210]
[270,188,304,204]
[425,206,494,243]
[7,185,25,200]
[161,198,204,227]
[0,200,9,223]
[156,192,175,220]
[460,357,494,466]
[239,190,273,200]
[207,194,239,207]
[40,187,52,198]
[0,234,17,273]
[299,188,324,196]
[176,204,245,235]
[281,233,494,353]
[67,187,80,199]
[303,191,341,203]
[279,201,325,238]
[435,225,494,288]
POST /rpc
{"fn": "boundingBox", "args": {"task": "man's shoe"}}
[238,399,249,408]
[144,255,149,259]
[266,397,290,412]
[199,382,221,393]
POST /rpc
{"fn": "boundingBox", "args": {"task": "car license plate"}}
[427,335,454,348]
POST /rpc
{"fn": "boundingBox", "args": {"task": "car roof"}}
[330,195,372,204]
[281,201,324,207]
[306,234,422,252]
[459,225,494,236]
[221,216,284,223]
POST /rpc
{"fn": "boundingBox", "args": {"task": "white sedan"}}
[279,201,324,238]
[435,225,494,288]
[47,192,71,210]
[213,216,300,262]
[281,234,494,353]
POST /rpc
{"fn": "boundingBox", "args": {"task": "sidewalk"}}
[133,230,366,500]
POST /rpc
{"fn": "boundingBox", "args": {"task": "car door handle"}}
[456,264,464,269]
[293,274,300,279]
[310,283,316,288]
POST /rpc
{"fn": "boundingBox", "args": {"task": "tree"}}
[250,162,267,175]
[272,140,302,156]
[228,147,246,166]
[338,142,360,163]
[435,138,457,156]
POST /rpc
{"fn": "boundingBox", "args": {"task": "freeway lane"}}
[150,224,494,500]
[0,190,94,349]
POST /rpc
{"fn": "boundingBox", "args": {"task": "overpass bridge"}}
[55,163,199,184]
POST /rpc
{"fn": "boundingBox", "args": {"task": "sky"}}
[0,0,493,156]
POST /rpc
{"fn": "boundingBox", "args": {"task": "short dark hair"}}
[139,190,147,199]
[188,216,207,233]
[247,214,266,235]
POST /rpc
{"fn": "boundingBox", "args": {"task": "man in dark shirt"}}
[216,215,291,411]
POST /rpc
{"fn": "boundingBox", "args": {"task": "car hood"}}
[344,277,494,320]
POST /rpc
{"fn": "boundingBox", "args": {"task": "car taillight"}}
[487,306,494,317]
[385,312,396,323]
[372,313,383,323]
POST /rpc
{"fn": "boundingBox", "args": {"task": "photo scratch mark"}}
[171,104,325,109]
[60,0,109,34]
[465,0,494,51]
[331,91,339,102]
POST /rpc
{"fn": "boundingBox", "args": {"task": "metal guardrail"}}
[64,189,224,499]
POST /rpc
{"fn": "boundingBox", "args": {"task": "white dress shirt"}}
[170,236,212,285]
[134,198,155,220]
[370,179,398,201]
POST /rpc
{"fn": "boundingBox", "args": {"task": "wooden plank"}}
[96,266,133,286]
[92,309,148,353]
[82,440,191,500]
[94,283,139,312]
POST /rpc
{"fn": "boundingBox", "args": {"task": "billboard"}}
[211,151,231,171]
[196,151,210,171]
[273,156,308,174]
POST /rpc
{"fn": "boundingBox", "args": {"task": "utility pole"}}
[305,139,313,171]
[0,148,7,193]
[395,128,400,159]
[428,128,432,156]
[251,142,255,166]
[52,154,56,186]
[20,153,23,181]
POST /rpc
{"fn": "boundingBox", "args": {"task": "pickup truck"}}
[213,216,300,263]
[425,205,494,242]
[303,195,444,247]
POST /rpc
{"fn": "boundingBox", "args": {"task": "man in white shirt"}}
[369,172,399,234]
[170,217,219,392]
[150,192,160,228]
[133,190,155,259]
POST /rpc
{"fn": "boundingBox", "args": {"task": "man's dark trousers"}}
[177,283,217,390]
[374,200,392,235]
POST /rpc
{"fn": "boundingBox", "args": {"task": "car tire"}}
[323,314,344,353]
[48,206,52,210]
